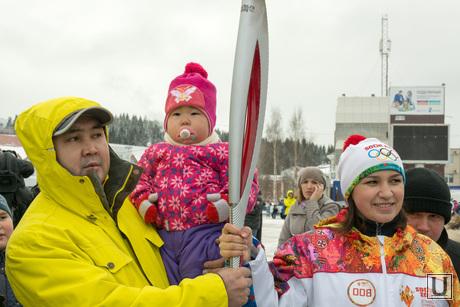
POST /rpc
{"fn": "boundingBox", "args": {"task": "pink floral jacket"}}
[130,142,258,231]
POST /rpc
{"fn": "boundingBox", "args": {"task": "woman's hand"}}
[218,223,253,262]
[310,183,324,201]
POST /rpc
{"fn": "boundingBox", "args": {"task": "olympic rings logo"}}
[367,148,399,161]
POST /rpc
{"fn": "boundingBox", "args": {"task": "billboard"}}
[392,125,448,162]
[389,86,444,115]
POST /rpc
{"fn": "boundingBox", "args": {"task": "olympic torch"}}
[228,0,268,268]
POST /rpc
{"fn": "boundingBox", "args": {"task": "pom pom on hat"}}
[343,134,366,151]
[184,62,208,78]
[164,62,217,135]
[337,135,405,200]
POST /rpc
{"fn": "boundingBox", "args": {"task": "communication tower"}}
[379,15,391,96]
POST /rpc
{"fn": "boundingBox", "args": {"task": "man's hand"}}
[216,267,252,307]
[309,184,324,201]
[218,223,252,262]
[202,257,225,274]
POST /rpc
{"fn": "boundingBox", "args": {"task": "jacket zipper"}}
[377,224,388,306]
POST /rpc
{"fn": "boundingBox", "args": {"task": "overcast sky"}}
[1,0,459,147]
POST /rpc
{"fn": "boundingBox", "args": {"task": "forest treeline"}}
[3,110,334,200]
[107,111,334,176]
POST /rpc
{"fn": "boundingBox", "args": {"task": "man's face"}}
[53,116,110,182]
[406,211,445,242]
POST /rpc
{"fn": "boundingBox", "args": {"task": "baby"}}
[130,62,258,284]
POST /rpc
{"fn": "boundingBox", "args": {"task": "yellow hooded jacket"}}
[283,190,296,216]
[6,97,227,306]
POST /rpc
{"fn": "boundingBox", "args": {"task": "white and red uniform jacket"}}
[249,214,460,306]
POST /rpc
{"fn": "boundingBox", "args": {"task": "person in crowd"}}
[448,215,460,243]
[219,134,459,306]
[280,190,296,220]
[6,96,251,307]
[0,150,35,226]
[452,200,460,216]
[0,195,21,306]
[271,202,279,219]
[263,199,270,217]
[278,166,341,245]
[404,167,460,276]
[245,191,264,241]
[277,197,285,219]
[129,62,258,285]
[265,200,272,216]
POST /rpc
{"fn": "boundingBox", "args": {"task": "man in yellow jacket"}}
[6,97,251,307]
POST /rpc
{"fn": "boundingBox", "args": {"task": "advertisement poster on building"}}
[389,86,444,115]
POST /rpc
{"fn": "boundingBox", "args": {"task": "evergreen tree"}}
[109,113,163,146]
[215,129,229,142]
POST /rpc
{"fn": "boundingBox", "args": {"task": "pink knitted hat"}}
[164,62,216,134]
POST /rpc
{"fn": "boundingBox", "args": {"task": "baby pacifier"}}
[179,128,191,139]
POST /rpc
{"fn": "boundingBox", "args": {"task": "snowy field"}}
[261,215,284,260]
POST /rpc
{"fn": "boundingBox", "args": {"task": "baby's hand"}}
[206,193,230,223]
[139,193,158,224]
[148,193,158,203]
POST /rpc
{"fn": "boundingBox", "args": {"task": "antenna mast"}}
[379,15,391,96]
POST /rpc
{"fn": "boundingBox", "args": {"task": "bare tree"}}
[289,107,305,177]
[265,107,283,202]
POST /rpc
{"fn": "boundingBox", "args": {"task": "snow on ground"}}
[448,229,460,242]
[261,215,284,260]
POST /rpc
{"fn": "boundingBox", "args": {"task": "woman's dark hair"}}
[336,197,407,234]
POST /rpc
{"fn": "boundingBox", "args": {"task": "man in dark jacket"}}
[244,191,264,241]
[0,150,35,226]
[404,167,460,276]
[271,202,279,219]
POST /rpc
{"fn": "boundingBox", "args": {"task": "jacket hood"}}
[15,97,112,216]
[286,190,294,198]
[284,190,296,208]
